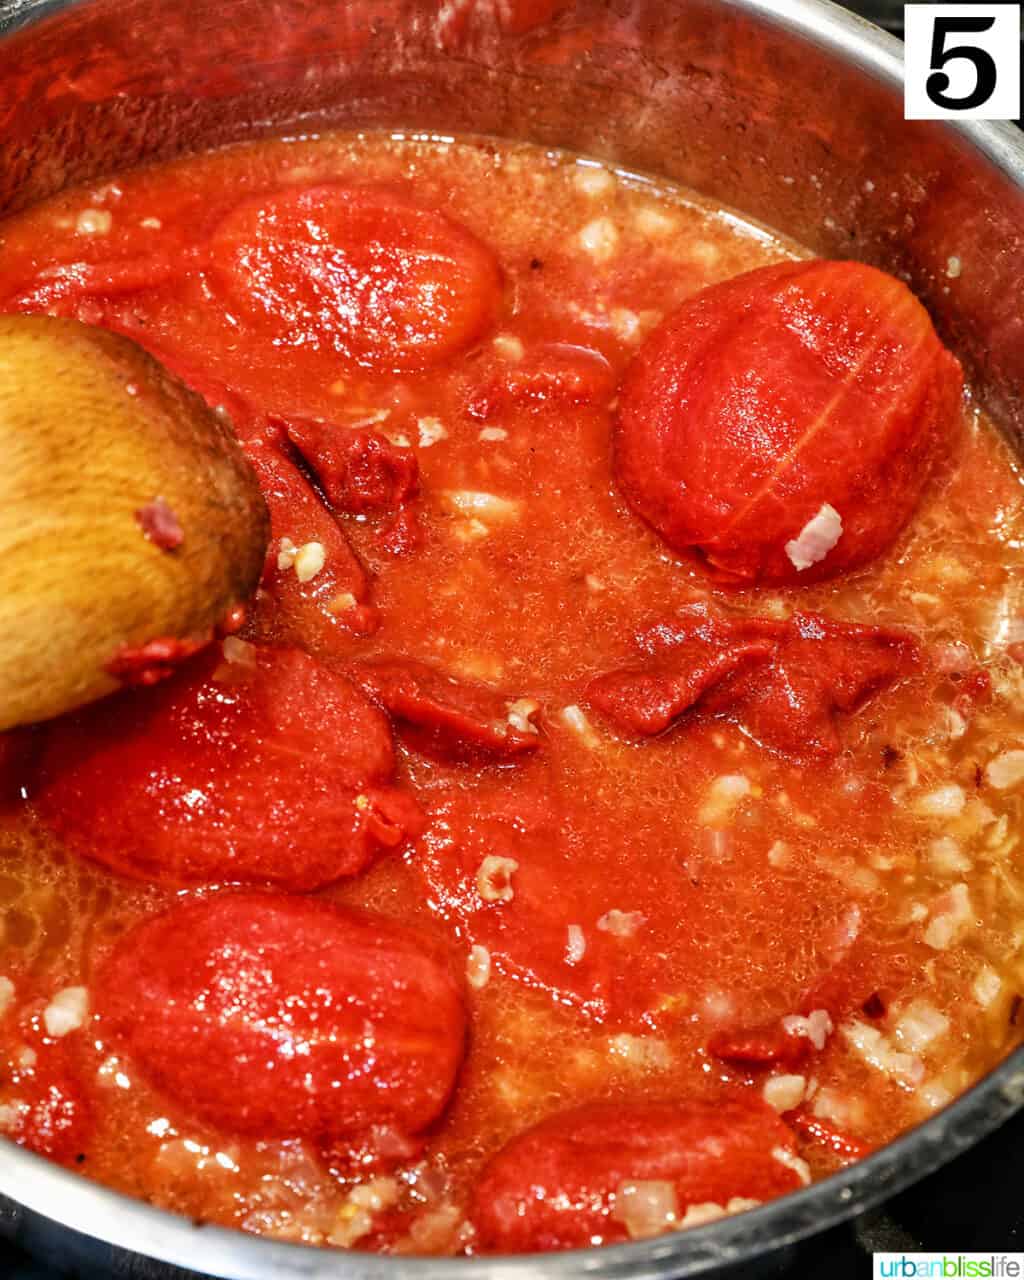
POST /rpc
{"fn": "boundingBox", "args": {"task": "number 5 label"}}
[904,3,1021,119]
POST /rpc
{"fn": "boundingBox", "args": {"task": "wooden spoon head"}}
[0,316,269,730]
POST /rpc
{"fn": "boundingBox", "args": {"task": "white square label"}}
[904,3,1022,120]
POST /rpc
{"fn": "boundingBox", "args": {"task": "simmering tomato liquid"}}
[0,132,1022,1253]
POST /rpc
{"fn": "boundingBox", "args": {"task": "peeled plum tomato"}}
[588,603,918,761]
[97,893,466,1142]
[209,184,503,373]
[614,260,963,585]
[244,433,379,639]
[472,1100,806,1252]
[284,418,422,555]
[34,645,423,889]
[351,659,540,763]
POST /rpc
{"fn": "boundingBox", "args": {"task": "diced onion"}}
[913,784,966,819]
[293,541,326,583]
[596,909,645,938]
[784,504,843,572]
[891,999,950,1053]
[772,1146,811,1186]
[506,699,541,735]
[679,1198,760,1230]
[973,965,1002,1008]
[841,1019,924,1086]
[578,217,620,264]
[42,986,89,1038]
[466,945,491,990]
[923,882,973,951]
[986,749,1024,791]
[417,416,448,447]
[612,1180,679,1239]
[927,836,971,875]
[441,490,522,523]
[699,774,752,827]
[608,1034,672,1070]
[559,704,601,749]
[763,1074,807,1113]
[476,856,518,903]
[566,924,586,965]
[781,1008,833,1052]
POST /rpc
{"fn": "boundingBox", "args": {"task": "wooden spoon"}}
[0,315,269,731]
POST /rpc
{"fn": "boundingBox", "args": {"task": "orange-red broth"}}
[0,133,1022,1252]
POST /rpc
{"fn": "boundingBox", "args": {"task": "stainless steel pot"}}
[0,0,1022,1276]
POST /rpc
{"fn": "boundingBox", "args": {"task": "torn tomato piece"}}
[285,419,423,556]
[351,659,540,763]
[471,1099,806,1252]
[286,420,418,515]
[587,604,918,762]
[707,1018,816,1070]
[469,342,614,419]
[615,260,963,585]
[35,646,423,889]
[244,436,378,639]
[97,893,466,1142]
[713,613,919,760]
[587,635,774,736]
[209,184,503,372]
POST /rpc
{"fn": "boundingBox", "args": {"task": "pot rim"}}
[0,0,1023,1276]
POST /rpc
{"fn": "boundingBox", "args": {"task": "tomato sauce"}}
[0,132,1023,1254]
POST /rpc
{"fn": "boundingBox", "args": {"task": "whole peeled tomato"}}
[33,645,423,889]
[97,893,467,1142]
[614,260,963,586]
[209,184,503,372]
[472,1099,806,1252]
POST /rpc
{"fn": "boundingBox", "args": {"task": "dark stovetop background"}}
[4,2,1023,1276]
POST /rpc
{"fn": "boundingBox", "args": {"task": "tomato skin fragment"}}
[471,1099,806,1252]
[351,659,540,763]
[96,893,467,1143]
[615,260,963,585]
